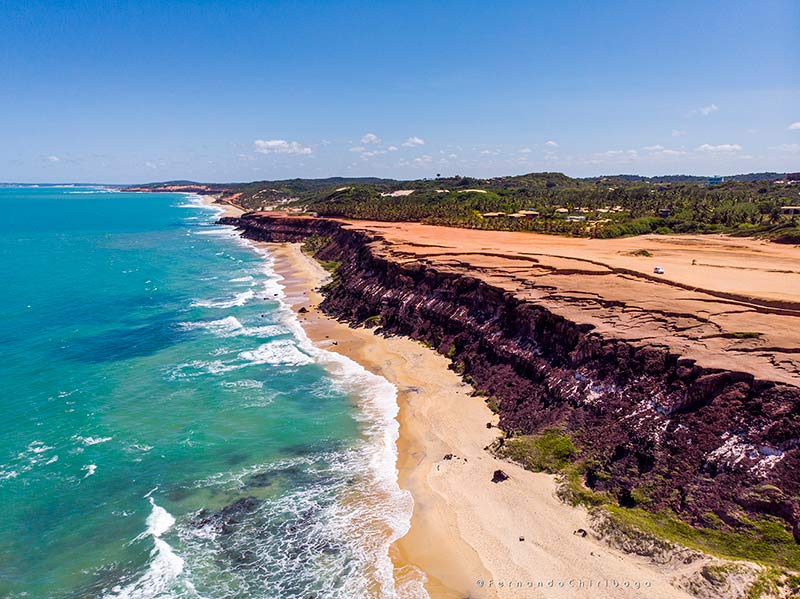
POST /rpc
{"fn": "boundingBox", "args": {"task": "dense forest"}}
[134,172,800,241]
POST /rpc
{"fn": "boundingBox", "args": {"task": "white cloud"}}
[689,104,719,117]
[47,155,61,163]
[480,149,499,155]
[413,154,433,165]
[643,144,665,151]
[545,140,559,147]
[145,161,157,169]
[402,136,425,147]
[253,139,312,155]
[696,143,742,153]
[788,122,800,131]
[387,145,398,152]
[770,143,800,153]
[361,132,381,144]
[349,146,365,153]
[672,129,687,137]
[361,149,387,158]
[519,147,532,153]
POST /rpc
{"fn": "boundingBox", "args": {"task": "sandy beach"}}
[267,241,699,599]
[199,194,244,218]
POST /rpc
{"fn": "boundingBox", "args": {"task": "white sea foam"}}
[73,435,112,446]
[238,339,313,367]
[221,379,263,389]
[229,275,254,283]
[82,464,97,478]
[215,228,425,598]
[105,498,193,599]
[133,215,424,598]
[178,316,285,339]
[190,289,254,309]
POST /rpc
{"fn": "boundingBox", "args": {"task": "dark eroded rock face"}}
[219,214,800,541]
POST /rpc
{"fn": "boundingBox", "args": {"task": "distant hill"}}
[588,172,786,183]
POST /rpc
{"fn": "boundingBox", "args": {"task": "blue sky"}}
[1,0,798,182]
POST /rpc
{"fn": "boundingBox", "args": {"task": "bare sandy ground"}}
[267,242,699,599]
[254,216,798,386]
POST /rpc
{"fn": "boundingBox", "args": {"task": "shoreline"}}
[265,241,696,599]
[197,193,245,218]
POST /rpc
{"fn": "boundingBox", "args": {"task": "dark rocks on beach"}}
[298,307,308,313]
[443,453,455,460]
[574,528,588,537]
[492,469,509,483]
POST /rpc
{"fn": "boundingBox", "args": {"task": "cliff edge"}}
[220,212,800,553]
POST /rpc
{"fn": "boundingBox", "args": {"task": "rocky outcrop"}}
[220,213,800,543]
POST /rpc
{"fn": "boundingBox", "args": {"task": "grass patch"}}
[301,234,330,255]
[485,396,500,414]
[318,260,341,273]
[729,331,762,339]
[364,315,381,326]
[496,435,800,574]
[498,429,576,474]
[747,568,800,599]
[602,506,800,571]
[627,248,653,257]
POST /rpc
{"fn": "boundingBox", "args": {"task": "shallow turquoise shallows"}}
[0,187,410,599]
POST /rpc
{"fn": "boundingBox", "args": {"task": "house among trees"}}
[787,173,800,182]
[658,208,671,217]
[707,176,724,185]
[780,206,800,216]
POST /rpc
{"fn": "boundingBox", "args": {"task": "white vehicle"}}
[653,266,665,274]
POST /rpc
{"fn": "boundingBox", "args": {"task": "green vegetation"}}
[747,568,800,599]
[628,248,653,257]
[730,331,762,339]
[497,429,577,473]
[364,315,381,326]
[223,171,800,240]
[300,234,330,255]
[603,507,800,571]
[318,260,341,273]
[494,430,800,574]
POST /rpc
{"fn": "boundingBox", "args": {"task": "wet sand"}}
[266,241,697,599]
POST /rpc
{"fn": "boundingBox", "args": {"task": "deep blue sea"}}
[0,187,417,599]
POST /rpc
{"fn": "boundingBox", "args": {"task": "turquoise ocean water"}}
[0,187,418,599]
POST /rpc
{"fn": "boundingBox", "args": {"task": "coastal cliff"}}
[220,213,800,549]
